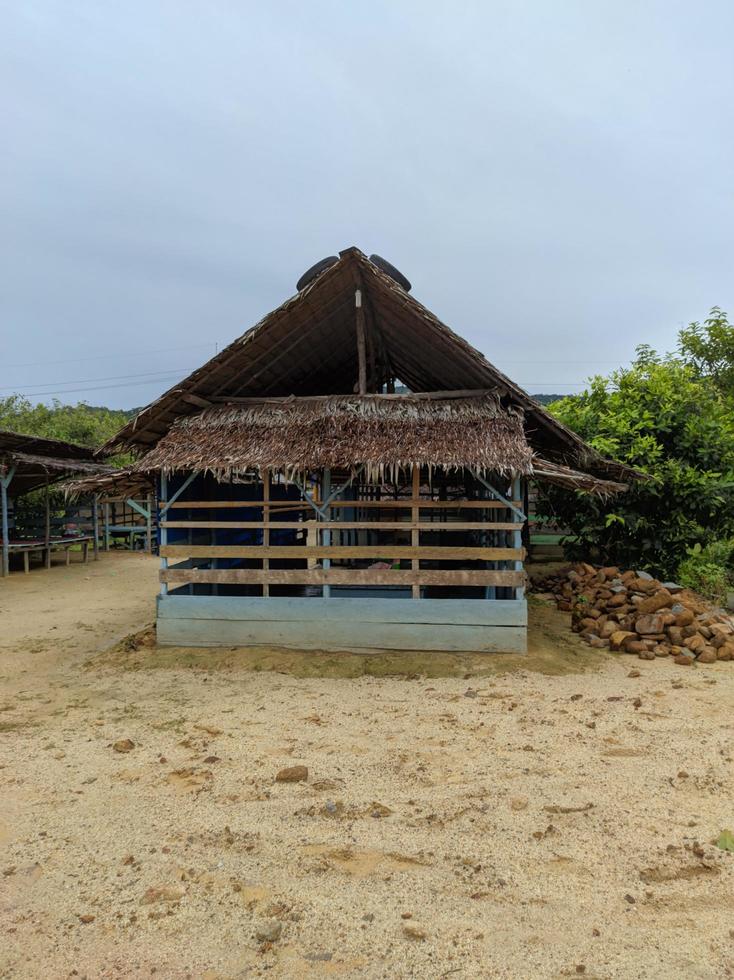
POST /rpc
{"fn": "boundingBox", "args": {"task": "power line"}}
[18,377,193,398]
[4,341,222,370]
[0,366,197,394]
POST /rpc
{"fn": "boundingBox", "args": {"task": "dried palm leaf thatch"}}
[133,394,533,483]
[532,457,628,496]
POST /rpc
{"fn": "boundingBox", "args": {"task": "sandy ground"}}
[1,553,733,979]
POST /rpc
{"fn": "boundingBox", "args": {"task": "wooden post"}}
[160,473,168,596]
[355,289,367,395]
[412,465,420,599]
[44,477,51,569]
[1,468,13,577]
[322,469,331,598]
[92,495,99,560]
[146,493,152,553]
[513,476,525,601]
[262,469,270,598]
[103,501,110,551]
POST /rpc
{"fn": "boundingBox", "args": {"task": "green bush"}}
[538,343,734,577]
[677,541,734,602]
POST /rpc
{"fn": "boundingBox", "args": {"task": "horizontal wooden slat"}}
[161,520,520,531]
[156,617,527,653]
[161,568,524,587]
[330,500,523,509]
[160,545,524,560]
[157,595,527,626]
[164,501,313,510]
[163,499,522,510]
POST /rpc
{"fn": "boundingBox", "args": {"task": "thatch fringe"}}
[132,394,533,483]
[532,458,627,496]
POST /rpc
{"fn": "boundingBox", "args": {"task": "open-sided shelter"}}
[101,247,629,653]
[0,430,114,575]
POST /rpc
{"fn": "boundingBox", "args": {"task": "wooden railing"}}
[159,471,526,598]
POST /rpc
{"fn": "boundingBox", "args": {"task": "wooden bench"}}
[2,536,94,573]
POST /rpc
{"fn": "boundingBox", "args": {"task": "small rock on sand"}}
[256,919,283,942]
[113,739,135,753]
[275,765,308,783]
[140,885,186,905]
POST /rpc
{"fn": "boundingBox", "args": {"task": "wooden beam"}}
[355,288,367,395]
[164,499,522,510]
[262,469,270,597]
[182,393,213,409]
[411,465,420,599]
[209,389,495,405]
[160,520,519,531]
[161,544,524,560]
[161,568,524,587]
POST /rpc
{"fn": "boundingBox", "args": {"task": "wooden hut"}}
[0,430,114,576]
[100,247,629,653]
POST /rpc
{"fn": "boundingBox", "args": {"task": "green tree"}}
[678,307,734,396]
[0,395,131,450]
[541,347,734,577]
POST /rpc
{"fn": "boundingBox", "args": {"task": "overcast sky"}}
[2,1,733,409]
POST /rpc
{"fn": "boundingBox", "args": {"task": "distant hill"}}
[529,394,568,406]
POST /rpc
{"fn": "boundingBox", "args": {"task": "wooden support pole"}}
[355,288,367,394]
[146,493,152,553]
[92,495,99,560]
[411,465,420,599]
[322,469,331,598]
[104,501,110,551]
[1,466,16,578]
[160,473,168,596]
[44,477,50,548]
[513,476,525,601]
[1,478,9,578]
[262,469,270,597]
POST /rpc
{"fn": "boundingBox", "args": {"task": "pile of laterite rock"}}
[537,563,734,665]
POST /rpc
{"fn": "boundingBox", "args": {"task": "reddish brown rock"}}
[697,647,717,664]
[630,578,659,594]
[684,634,706,655]
[674,654,694,666]
[610,630,635,651]
[637,590,674,615]
[635,614,665,635]
[275,765,308,783]
[666,626,684,647]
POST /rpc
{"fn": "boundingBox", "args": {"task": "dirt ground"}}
[1,553,733,979]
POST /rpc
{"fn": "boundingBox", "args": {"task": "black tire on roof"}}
[368,254,411,292]
[296,256,340,291]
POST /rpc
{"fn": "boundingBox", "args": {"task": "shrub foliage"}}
[539,310,734,577]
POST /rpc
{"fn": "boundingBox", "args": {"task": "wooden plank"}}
[330,500,524,510]
[160,544,525,560]
[158,595,527,626]
[164,500,312,510]
[209,389,494,405]
[163,499,522,510]
[156,616,527,653]
[411,465,420,599]
[161,520,519,531]
[355,288,367,394]
[262,470,270,597]
[161,568,524,587]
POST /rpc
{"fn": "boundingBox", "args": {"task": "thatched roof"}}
[64,467,155,501]
[0,430,114,496]
[133,393,533,482]
[99,248,633,484]
[531,458,628,496]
